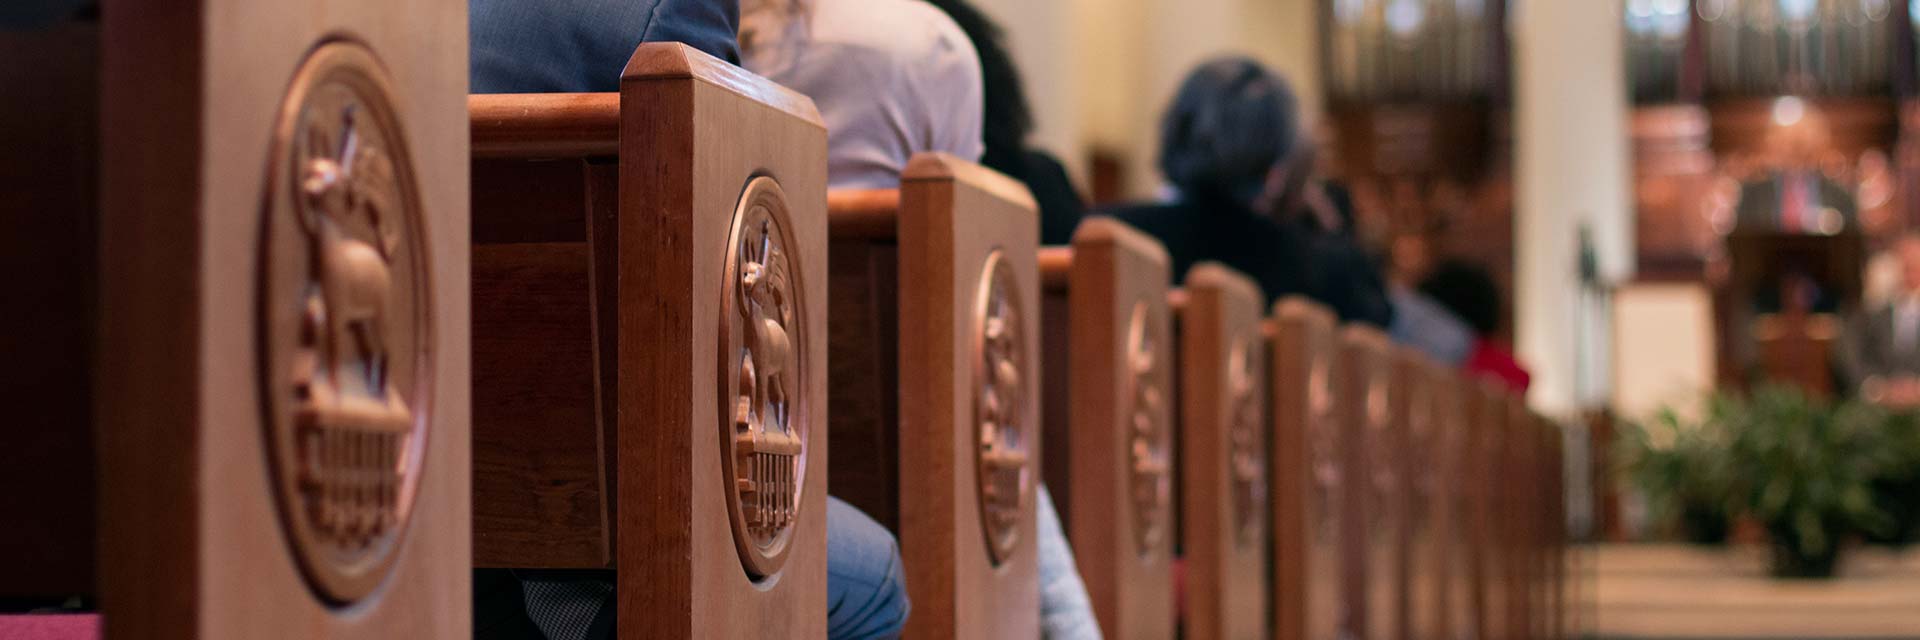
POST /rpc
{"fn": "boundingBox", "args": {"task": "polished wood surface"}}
[1340,327,1394,640]
[1270,298,1343,640]
[611,43,828,639]
[1464,381,1508,640]
[1044,218,1176,640]
[1177,264,1270,640]
[93,0,473,636]
[895,154,1043,639]
[1593,544,1920,639]
[470,93,619,158]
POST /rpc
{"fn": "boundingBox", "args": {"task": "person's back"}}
[742,0,983,188]
[471,0,740,93]
[1105,195,1312,305]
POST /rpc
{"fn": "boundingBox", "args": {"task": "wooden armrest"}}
[469,93,619,159]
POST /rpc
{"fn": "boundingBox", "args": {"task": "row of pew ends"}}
[0,11,1568,639]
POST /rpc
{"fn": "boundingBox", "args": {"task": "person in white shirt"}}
[1837,234,1920,406]
[741,0,984,189]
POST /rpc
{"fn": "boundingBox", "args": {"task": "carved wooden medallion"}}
[1308,348,1339,542]
[720,176,810,580]
[973,250,1031,566]
[259,41,432,604]
[1124,302,1171,557]
[1226,338,1267,548]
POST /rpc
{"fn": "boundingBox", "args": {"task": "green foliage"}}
[1624,384,1920,577]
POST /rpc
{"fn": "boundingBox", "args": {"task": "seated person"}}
[468,3,910,638]
[1100,57,1389,327]
[471,0,740,93]
[924,0,1086,245]
[1419,259,1532,393]
[745,3,1099,637]
[1836,234,1920,407]
[740,0,981,188]
[1384,231,1473,366]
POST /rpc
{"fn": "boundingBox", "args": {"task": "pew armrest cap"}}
[1069,216,1170,268]
[902,152,1038,212]
[622,42,824,130]
[1183,262,1262,304]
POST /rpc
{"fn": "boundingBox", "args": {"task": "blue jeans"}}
[470,0,739,93]
[484,496,908,640]
[827,497,911,639]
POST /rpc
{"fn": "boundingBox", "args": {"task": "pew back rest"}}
[1339,326,1394,640]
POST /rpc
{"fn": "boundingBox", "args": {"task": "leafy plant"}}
[1721,385,1888,578]
[1618,398,1737,545]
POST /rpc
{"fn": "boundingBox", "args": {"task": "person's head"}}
[1418,259,1502,337]
[1158,57,1300,211]
[921,0,1031,165]
[1898,234,1920,296]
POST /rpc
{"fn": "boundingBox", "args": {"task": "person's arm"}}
[1035,485,1103,640]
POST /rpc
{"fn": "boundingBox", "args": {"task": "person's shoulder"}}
[813,0,973,60]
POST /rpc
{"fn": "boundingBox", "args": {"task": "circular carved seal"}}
[719,176,810,580]
[972,250,1031,565]
[1123,302,1171,557]
[259,41,432,604]
[1225,338,1267,548]
[1308,347,1340,541]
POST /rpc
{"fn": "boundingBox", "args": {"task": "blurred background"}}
[961,0,1920,637]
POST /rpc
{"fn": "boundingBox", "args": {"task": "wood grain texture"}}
[1463,380,1507,640]
[1387,348,1436,640]
[1269,298,1342,640]
[97,0,472,637]
[470,93,619,159]
[893,153,1044,639]
[1176,264,1269,640]
[614,42,829,639]
[1046,217,1175,640]
[1424,365,1475,640]
[1339,327,1393,640]
[0,19,98,599]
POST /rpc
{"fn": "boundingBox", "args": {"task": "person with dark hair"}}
[1100,57,1389,327]
[1419,259,1531,392]
[921,0,1088,245]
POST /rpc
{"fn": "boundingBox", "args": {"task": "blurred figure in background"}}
[1383,229,1474,365]
[1101,56,1390,327]
[923,0,1087,245]
[1420,259,1530,392]
[1836,234,1920,407]
[472,0,740,93]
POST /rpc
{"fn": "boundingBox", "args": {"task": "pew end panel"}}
[95,1,473,637]
[1268,298,1343,640]
[1393,349,1443,640]
[1176,264,1271,640]
[1464,380,1509,640]
[1045,218,1175,639]
[1338,327,1394,640]
[615,44,829,638]
[894,154,1044,639]
[1424,364,1474,640]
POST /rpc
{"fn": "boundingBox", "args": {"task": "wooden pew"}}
[1501,396,1535,640]
[1269,298,1346,640]
[1339,327,1394,640]
[1393,350,1443,640]
[1429,367,1476,640]
[1039,218,1176,639]
[1174,264,1271,640]
[1463,380,1506,640]
[824,153,1042,639]
[468,44,829,638]
[0,1,473,637]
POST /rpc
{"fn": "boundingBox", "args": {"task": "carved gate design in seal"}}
[1124,302,1171,557]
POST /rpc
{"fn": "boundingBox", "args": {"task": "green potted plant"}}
[1866,409,1920,546]
[1619,401,1735,545]
[1722,385,1888,578]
